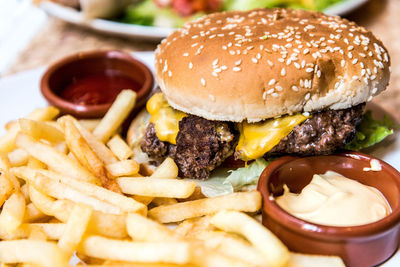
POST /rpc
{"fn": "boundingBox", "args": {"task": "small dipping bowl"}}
[258,152,400,267]
[40,50,153,118]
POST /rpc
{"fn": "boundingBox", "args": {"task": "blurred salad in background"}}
[118,0,346,28]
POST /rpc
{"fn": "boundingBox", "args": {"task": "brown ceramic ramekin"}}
[258,152,400,267]
[40,50,153,118]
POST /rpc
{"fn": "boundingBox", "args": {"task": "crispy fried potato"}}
[61,115,118,165]
[7,148,29,167]
[152,197,178,207]
[93,90,136,143]
[0,240,68,267]
[61,117,120,192]
[148,191,262,223]
[0,192,25,233]
[79,235,190,264]
[118,178,196,198]
[106,160,140,177]
[19,119,64,143]
[0,171,13,207]
[23,203,47,223]
[210,211,289,267]
[58,204,92,256]
[78,119,101,132]
[126,213,176,242]
[0,107,59,153]
[16,133,98,184]
[107,135,133,161]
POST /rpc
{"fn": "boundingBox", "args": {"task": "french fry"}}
[118,177,196,198]
[210,211,289,267]
[28,223,65,240]
[148,191,262,223]
[107,160,140,177]
[93,90,137,143]
[19,119,64,143]
[27,157,46,169]
[58,204,92,257]
[24,202,48,223]
[30,173,122,214]
[0,153,20,190]
[107,135,133,161]
[15,133,98,184]
[13,167,146,215]
[0,107,59,153]
[78,119,101,132]
[190,230,267,266]
[287,253,345,267]
[0,240,68,267]
[60,115,118,165]
[152,197,178,206]
[78,235,190,264]
[0,192,26,233]
[61,117,120,192]
[28,226,47,240]
[126,213,176,242]
[28,184,128,239]
[151,157,178,179]
[0,171,13,207]
[28,184,72,222]
[7,148,29,167]
[87,262,194,267]
[126,108,150,148]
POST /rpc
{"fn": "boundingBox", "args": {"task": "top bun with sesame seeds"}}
[154,8,391,122]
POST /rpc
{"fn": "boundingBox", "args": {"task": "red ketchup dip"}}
[59,70,141,106]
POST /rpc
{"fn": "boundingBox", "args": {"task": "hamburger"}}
[134,8,392,180]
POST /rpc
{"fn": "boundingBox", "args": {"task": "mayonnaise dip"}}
[275,171,391,226]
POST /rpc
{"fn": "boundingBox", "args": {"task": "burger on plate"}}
[129,8,393,183]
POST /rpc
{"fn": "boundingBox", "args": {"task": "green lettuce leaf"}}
[191,158,270,197]
[345,110,396,150]
[224,158,270,190]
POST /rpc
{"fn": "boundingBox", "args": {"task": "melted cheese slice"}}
[146,93,187,144]
[236,114,309,161]
[147,93,309,158]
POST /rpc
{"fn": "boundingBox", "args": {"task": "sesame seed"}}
[281,68,286,76]
[367,96,373,102]
[305,93,310,100]
[303,48,310,55]
[292,85,299,91]
[348,52,353,59]
[201,78,206,86]
[266,89,274,94]
[213,59,219,65]
[262,92,267,100]
[276,85,283,91]
[233,67,241,72]
[235,59,242,65]
[267,60,274,67]
[168,71,172,77]
[317,70,321,78]
[189,62,193,69]
[306,68,313,73]
[268,79,276,86]
[272,93,279,98]
[341,60,345,67]
[252,58,258,63]
[352,59,358,64]
[183,53,189,57]
[221,65,228,70]
[372,88,378,94]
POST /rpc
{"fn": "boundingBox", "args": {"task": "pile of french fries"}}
[0,90,344,267]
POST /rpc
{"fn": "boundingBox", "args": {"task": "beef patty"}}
[141,104,365,179]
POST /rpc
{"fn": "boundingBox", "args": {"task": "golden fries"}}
[61,116,121,192]
[0,89,348,267]
[107,160,140,177]
[79,235,190,264]
[0,240,68,267]
[93,90,136,143]
[118,177,196,198]
[58,204,92,257]
[19,118,64,143]
[0,192,25,233]
[107,135,133,161]
[211,211,290,267]
[16,133,98,184]
[148,191,261,223]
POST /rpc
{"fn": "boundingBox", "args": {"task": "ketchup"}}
[60,70,141,105]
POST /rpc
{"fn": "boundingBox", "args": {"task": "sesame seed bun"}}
[155,9,391,122]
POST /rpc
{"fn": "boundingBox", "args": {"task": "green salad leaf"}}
[193,158,270,197]
[224,0,345,11]
[345,110,396,150]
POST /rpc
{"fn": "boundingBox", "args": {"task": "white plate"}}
[39,0,367,40]
[0,51,398,266]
